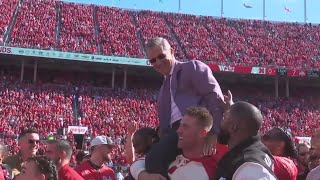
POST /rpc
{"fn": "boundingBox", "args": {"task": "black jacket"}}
[214,136,277,180]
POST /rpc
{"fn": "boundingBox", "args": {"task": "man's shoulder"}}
[306,166,320,180]
[102,164,115,173]
[179,60,208,70]
[60,165,83,179]
[74,161,90,173]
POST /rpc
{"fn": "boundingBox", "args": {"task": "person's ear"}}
[199,128,209,138]
[39,174,46,180]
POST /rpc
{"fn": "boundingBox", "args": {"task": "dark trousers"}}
[145,120,181,178]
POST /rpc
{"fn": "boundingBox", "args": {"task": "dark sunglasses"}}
[28,139,40,144]
[149,53,166,64]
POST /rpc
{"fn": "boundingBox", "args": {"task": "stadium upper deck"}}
[0,0,320,69]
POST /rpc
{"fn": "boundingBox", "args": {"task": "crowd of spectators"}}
[0,0,18,45]
[2,1,320,69]
[59,2,97,54]
[135,11,185,60]
[9,0,57,50]
[97,6,144,58]
[0,69,319,167]
[165,13,226,63]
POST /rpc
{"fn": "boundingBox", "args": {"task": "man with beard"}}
[75,136,116,180]
[45,140,83,180]
[214,101,277,180]
[306,129,320,180]
[4,129,39,176]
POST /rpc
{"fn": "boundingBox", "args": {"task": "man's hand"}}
[128,121,137,136]
[138,171,166,180]
[203,132,217,156]
[220,90,234,112]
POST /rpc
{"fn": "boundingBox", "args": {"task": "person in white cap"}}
[75,136,116,180]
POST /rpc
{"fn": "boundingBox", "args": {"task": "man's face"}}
[132,135,148,155]
[19,133,40,157]
[96,145,114,163]
[147,45,173,76]
[218,110,232,145]
[45,143,61,165]
[177,115,204,150]
[298,145,309,165]
[15,161,45,180]
[309,137,320,160]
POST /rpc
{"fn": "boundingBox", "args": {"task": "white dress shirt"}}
[167,62,182,125]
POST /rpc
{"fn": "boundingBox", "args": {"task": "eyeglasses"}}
[149,53,166,64]
[28,139,40,144]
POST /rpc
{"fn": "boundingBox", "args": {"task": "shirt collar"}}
[169,61,175,75]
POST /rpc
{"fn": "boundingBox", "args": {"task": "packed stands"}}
[135,11,185,60]
[1,1,320,69]
[59,2,97,53]
[0,0,18,45]
[165,13,226,63]
[96,6,144,58]
[9,0,57,49]
[230,20,320,68]
[206,18,260,66]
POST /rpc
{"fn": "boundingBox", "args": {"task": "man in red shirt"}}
[45,140,83,180]
[137,107,220,180]
[75,136,116,180]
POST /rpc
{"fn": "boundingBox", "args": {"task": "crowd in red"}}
[2,1,320,69]
[135,11,185,60]
[59,3,97,53]
[9,0,57,49]
[0,70,319,166]
[97,6,144,58]
[0,0,18,45]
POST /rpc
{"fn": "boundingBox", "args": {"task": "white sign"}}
[296,136,311,145]
[67,126,88,134]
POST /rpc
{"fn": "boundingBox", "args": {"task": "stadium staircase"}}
[162,15,188,59]
[130,12,147,57]
[93,6,102,55]
[4,0,22,46]
[54,1,62,50]
[72,89,81,125]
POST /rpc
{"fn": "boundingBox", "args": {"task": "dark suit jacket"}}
[157,60,223,133]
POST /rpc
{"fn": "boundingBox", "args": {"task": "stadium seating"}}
[165,13,226,63]
[2,1,320,69]
[59,2,97,53]
[9,0,57,49]
[135,11,185,60]
[0,0,18,45]
[96,6,144,58]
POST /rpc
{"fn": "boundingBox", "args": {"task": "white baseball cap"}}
[90,136,116,147]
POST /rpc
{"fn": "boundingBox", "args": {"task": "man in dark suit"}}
[142,37,224,179]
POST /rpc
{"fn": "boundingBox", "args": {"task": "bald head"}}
[228,101,263,135]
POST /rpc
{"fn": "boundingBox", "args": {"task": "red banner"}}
[208,64,277,76]
[287,69,307,77]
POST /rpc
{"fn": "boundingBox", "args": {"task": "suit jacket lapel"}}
[171,61,182,97]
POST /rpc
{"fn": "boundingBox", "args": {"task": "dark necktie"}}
[159,75,172,128]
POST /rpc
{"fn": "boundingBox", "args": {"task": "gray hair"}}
[146,37,171,50]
